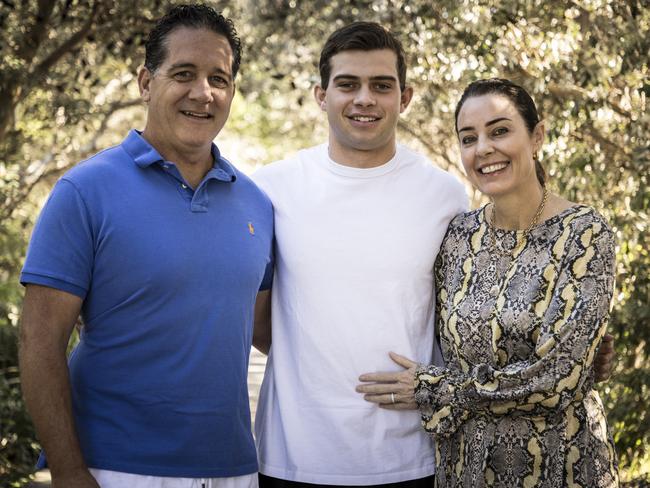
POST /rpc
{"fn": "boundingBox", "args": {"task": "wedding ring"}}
[391,392,395,404]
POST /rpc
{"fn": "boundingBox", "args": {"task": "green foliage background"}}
[1,0,648,486]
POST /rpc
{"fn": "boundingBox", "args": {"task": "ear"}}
[399,86,414,113]
[532,120,545,153]
[138,67,153,103]
[314,84,327,111]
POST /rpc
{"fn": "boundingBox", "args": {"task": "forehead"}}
[328,49,398,80]
[457,94,521,125]
[162,27,233,71]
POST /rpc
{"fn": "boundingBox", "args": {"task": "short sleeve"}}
[20,178,95,298]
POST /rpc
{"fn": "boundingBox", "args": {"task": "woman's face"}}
[456,94,543,199]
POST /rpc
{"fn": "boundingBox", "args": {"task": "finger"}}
[594,370,607,379]
[360,393,383,405]
[594,371,609,382]
[358,372,402,382]
[598,342,614,354]
[389,351,418,369]
[594,366,612,381]
[596,363,613,375]
[598,352,614,366]
[594,354,614,369]
[602,333,614,343]
[363,393,394,405]
[356,383,397,394]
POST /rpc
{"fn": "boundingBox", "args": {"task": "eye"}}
[492,127,509,136]
[173,71,193,81]
[337,81,356,90]
[461,135,477,145]
[210,75,229,87]
[373,82,393,91]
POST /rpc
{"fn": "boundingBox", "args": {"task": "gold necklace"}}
[487,186,548,297]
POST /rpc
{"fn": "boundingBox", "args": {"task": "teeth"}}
[183,111,209,118]
[480,163,508,174]
[352,116,378,122]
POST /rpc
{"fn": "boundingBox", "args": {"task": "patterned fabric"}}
[415,205,619,487]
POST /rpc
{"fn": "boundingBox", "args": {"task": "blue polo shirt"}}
[21,130,274,477]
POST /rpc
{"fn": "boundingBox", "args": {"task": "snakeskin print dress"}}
[415,205,619,487]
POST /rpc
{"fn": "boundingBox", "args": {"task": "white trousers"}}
[89,469,258,488]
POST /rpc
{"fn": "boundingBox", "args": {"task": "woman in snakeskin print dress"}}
[358,79,618,487]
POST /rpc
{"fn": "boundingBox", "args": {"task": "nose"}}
[476,135,494,157]
[353,84,376,106]
[188,77,214,103]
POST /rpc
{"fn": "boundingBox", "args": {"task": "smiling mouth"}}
[181,110,212,119]
[348,115,380,122]
[479,162,509,174]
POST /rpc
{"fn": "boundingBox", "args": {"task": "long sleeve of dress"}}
[415,215,616,438]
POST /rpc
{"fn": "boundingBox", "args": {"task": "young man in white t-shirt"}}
[251,22,465,488]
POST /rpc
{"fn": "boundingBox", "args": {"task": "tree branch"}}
[0,0,56,140]
[15,0,57,63]
[547,81,632,119]
[29,1,100,87]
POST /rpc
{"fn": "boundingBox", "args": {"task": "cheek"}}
[459,150,474,175]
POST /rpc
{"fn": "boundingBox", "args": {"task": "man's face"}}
[314,49,412,167]
[138,27,235,161]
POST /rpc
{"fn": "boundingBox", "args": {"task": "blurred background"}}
[1,0,648,486]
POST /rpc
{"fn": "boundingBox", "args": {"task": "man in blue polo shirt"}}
[19,5,273,488]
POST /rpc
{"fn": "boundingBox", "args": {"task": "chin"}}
[475,181,513,199]
[178,132,218,148]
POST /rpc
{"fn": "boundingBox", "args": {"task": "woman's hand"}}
[356,352,419,410]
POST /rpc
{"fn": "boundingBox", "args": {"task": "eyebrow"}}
[332,74,397,83]
[458,116,512,133]
[167,62,232,80]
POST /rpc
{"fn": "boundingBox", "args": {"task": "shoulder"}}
[62,143,130,187]
[546,206,616,273]
[251,144,325,190]
[436,208,484,266]
[231,167,273,210]
[557,205,614,243]
[397,145,461,184]
[446,207,483,236]
[396,144,468,207]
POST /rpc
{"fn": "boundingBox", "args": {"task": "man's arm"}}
[252,289,272,355]
[19,284,99,488]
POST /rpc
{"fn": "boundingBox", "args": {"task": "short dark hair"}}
[145,4,242,79]
[455,78,546,186]
[319,22,407,91]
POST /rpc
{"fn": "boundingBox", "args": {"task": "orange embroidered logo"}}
[248,222,255,235]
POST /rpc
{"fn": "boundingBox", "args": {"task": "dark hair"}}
[455,78,546,186]
[319,22,407,91]
[145,4,242,79]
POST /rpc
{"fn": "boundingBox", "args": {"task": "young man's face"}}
[314,49,412,167]
[138,27,235,162]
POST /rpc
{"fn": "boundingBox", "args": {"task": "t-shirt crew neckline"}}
[320,144,401,178]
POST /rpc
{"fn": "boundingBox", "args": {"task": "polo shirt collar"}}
[121,129,237,182]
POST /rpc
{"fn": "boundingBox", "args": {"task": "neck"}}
[491,184,546,231]
[327,138,396,169]
[141,131,213,188]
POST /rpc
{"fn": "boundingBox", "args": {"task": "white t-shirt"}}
[252,144,468,485]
